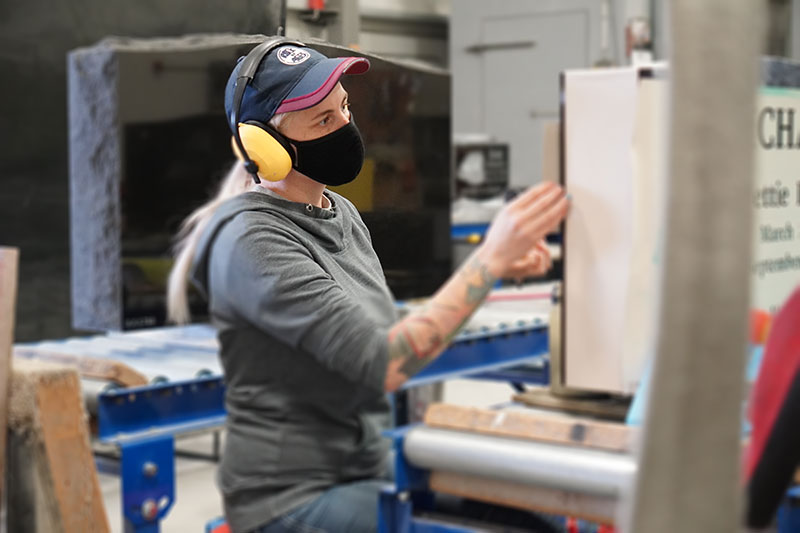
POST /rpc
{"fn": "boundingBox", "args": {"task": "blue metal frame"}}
[451,224,562,245]
[468,362,549,386]
[778,486,800,533]
[95,324,548,532]
[97,376,226,444]
[120,435,175,533]
[450,223,489,241]
[378,487,482,533]
[403,324,548,389]
[97,377,225,532]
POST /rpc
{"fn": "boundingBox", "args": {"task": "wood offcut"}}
[14,346,148,387]
[7,359,110,533]
[0,246,19,516]
[424,403,633,453]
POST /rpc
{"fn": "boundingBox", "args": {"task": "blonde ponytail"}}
[166,160,251,323]
[167,112,294,324]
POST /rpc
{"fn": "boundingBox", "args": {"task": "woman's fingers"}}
[536,241,553,271]
[480,183,568,273]
[506,245,552,279]
[519,195,569,240]
[508,182,561,211]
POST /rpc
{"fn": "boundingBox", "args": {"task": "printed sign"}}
[752,86,800,312]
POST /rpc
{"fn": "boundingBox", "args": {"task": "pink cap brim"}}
[275,57,369,114]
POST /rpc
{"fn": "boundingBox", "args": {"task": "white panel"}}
[621,77,668,393]
[563,67,638,393]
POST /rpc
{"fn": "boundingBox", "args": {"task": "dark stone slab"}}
[1,1,282,341]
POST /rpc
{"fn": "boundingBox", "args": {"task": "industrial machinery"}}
[15,285,555,533]
[15,281,800,532]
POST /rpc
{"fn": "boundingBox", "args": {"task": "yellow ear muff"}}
[231,123,293,182]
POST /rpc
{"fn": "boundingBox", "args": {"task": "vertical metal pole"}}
[767,0,791,56]
[327,0,360,48]
[277,0,287,36]
[624,2,765,532]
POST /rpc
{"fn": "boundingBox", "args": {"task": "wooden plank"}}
[7,359,110,533]
[14,346,148,387]
[0,246,19,516]
[429,471,616,525]
[512,386,630,421]
[541,120,560,184]
[424,403,633,453]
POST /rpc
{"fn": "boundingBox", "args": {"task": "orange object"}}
[750,309,773,345]
[308,0,325,10]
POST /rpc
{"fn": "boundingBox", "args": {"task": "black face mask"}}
[287,119,365,186]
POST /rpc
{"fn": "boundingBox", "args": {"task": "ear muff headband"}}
[229,37,304,184]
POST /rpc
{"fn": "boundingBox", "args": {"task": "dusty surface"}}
[7,358,71,432]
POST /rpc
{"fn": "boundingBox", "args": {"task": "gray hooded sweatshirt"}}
[190,188,397,533]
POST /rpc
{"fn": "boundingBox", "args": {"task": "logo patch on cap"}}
[276,46,311,66]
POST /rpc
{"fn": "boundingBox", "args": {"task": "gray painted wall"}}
[451,0,626,189]
[0,1,281,341]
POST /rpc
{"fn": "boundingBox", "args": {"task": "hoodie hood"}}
[189,189,348,300]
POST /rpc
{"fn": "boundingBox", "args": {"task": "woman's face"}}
[281,82,351,141]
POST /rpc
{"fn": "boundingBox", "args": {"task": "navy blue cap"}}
[224,43,369,125]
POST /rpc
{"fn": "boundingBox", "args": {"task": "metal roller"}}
[403,427,635,497]
[81,378,119,415]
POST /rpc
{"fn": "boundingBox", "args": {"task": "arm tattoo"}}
[387,328,437,377]
[463,257,497,304]
[399,349,436,376]
[387,255,498,380]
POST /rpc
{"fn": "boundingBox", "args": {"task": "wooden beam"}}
[424,403,633,453]
[7,359,110,533]
[429,470,616,525]
[0,246,19,517]
[14,346,148,388]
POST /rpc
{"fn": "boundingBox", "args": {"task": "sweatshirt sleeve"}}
[209,217,390,392]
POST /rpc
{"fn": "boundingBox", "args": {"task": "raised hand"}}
[480,182,568,278]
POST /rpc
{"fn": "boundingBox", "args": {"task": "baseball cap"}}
[224,42,370,125]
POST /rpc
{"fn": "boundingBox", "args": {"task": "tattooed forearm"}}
[384,253,499,390]
[388,327,415,360]
[463,257,497,305]
[385,326,438,387]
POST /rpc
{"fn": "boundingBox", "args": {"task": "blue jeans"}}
[250,479,565,533]
[252,479,390,533]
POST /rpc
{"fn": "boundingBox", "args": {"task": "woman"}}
[168,40,569,533]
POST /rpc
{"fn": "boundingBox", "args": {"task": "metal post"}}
[327,0,360,48]
[623,1,765,532]
[121,435,175,533]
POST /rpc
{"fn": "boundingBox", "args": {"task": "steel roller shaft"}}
[403,426,636,497]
